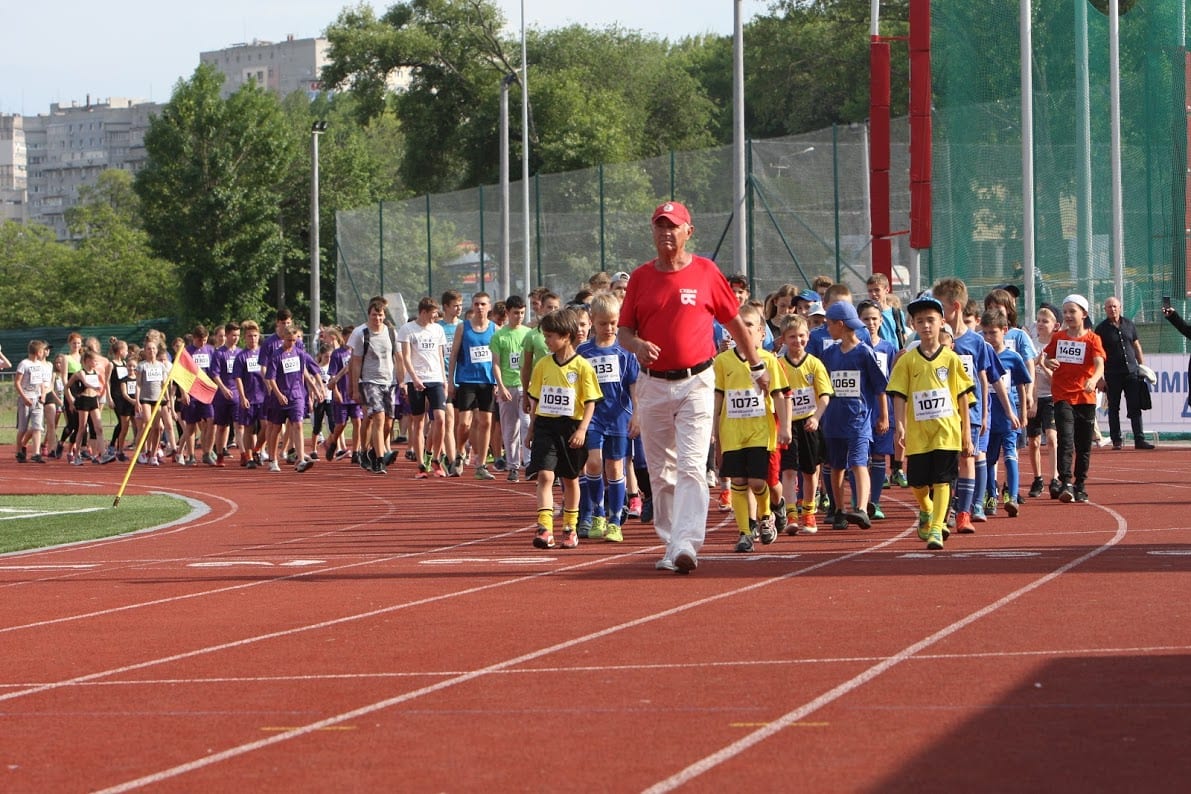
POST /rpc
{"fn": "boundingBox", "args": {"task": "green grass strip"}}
[0,494,191,554]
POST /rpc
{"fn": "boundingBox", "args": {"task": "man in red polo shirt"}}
[618,201,769,574]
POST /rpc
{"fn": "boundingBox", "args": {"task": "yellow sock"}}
[753,484,771,520]
[730,484,751,533]
[537,508,553,531]
[930,483,951,529]
[562,509,579,530]
[912,485,932,514]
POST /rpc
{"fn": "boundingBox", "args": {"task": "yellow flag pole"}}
[113,370,174,507]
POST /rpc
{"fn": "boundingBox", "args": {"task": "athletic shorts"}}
[824,434,871,470]
[454,383,496,413]
[406,382,447,416]
[768,447,781,488]
[112,396,137,418]
[1027,396,1055,437]
[527,415,584,480]
[182,399,214,424]
[212,399,236,427]
[74,394,99,413]
[236,402,264,427]
[333,402,363,425]
[16,401,45,434]
[905,450,960,489]
[968,421,990,455]
[584,427,628,460]
[780,417,822,475]
[360,382,395,418]
[719,446,771,480]
[275,397,306,425]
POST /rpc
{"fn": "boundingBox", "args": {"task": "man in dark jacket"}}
[1095,296,1154,449]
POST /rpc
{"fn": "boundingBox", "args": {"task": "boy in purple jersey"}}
[210,322,241,467]
[233,320,268,468]
[323,327,361,462]
[178,325,218,466]
[260,309,300,465]
[264,325,323,473]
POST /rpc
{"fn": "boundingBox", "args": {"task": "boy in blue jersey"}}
[819,301,888,530]
[858,300,898,520]
[576,294,640,543]
[932,278,1019,533]
[980,308,1032,516]
[448,292,498,480]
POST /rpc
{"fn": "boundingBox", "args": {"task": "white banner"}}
[1102,353,1190,435]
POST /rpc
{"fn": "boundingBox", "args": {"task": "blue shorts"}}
[213,398,237,427]
[870,424,894,457]
[987,429,1020,465]
[630,436,646,467]
[585,427,628,460]
[824,434,871,470]
[969,420,990,454]
[236,402,263,427]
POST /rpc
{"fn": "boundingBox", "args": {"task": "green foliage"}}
[0,221,72,327]
[135,64,296,327]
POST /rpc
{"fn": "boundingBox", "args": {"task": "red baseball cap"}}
[651,201,691,226]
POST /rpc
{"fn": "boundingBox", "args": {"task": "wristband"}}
[749,361,765,372]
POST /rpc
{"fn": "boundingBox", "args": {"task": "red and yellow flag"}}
[169,348,219,404]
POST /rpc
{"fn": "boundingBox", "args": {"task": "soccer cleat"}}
[758,514,778,545]
[916,510,932,540]
[868,502,886,521]
[475,466,495,480]
[955,511,975,534]
[560,529,579,549]
[533,526,555,549]
[892,470,909,488]
[797,512,818,535]
[627,495,643,518]
[603,523,623,543]
[734,532,754,553]
[984,494,997,514]
[588,516,606,540]
[718,489,731,512]
[926,529,945,550]
[1028,477,1045,498]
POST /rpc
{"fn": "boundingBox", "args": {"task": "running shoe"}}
[415,466,429,480]
[734,532,754,553]
[560,528,579,549]
[640,499,653,523]
[1028,477,1045,498]
[831,512,848,531]
[1003,491,1019,517]
[674,550,697,574]
[891,470,909,488]
[475,466,495,480]
[433,462,448,478]
[507,469,520,483]
[926,529,945,551]
[295,458,314,473]
[533,526,555,549]
[627,495,643,518]
[1073,487,1089,503]
[268,460,281,473]
[797,512,818,535]
[1058,484,1074,503]
[718,489,731,512]
[971,504,987,523]
[655,557,678,572]
[916,510,932,540]
[955,511,975,534]
[758,514,778,545]
[845,509,872,530]
[588,516,606,540]
[1048,478,1063,500]
[868,502,886,521]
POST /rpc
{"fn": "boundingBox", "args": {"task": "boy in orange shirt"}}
[1039,294,1105,503]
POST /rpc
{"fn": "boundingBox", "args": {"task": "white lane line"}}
[642,502,1130,793]
[90,523,909,793]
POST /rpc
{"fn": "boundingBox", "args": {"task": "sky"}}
[3,1,767,115]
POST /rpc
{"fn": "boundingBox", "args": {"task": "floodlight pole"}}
[310,120,327,336]
[500,75,515,298]
[521,0,531,307]
[1109,0,1125,302]
[1020,0,1036,318]
[732,0,747,279]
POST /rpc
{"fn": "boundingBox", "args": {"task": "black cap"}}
[992,283,1021,298]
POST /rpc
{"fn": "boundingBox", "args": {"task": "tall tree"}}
[135,64,296,326]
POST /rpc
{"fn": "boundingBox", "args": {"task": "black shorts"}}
[74,395,99,412]
[407,382,447,416]
[1027,396,1055,437]
[454,383,496,413]
[112,396,136,418]
[720,447,771,480]
[527,415,584,480]
[906,450,960,489]
[780,417,823,475]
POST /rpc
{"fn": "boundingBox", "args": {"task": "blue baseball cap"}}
[907,295,945,318]
[825,301,864,331]
[797,289,819,303]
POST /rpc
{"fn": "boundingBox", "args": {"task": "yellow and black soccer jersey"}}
[529,351,603,421]
[778,351,833,421]
[885,345,975,455]
[714,348,789,452]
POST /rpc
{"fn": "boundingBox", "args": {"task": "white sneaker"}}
[268,460,281,473]
[655,557,679,572]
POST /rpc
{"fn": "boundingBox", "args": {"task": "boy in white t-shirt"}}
[398,297,450,478]
[15,339,52,463]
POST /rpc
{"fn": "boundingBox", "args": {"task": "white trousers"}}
[635,367,715,558]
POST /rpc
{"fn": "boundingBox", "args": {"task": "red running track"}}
[0,446,1188,792]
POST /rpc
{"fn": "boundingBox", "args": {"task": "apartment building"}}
[199,35,330,99]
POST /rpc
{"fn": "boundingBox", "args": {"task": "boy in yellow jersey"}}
[886,296,976,550]
[776,314,833,535]
[713,304,791,552]
[527,307,603,549]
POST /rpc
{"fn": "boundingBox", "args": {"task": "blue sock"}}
[604,476,625,523]
[973,458,988,511]
[1005,456,1019,500]
[579,475,596,521]
[956,477,976,514]
[869,459,887,506]
[589,472,606,518]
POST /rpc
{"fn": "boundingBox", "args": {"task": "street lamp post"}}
[310,121,327,337]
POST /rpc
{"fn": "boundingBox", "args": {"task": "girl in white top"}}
[136,340,167,465]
